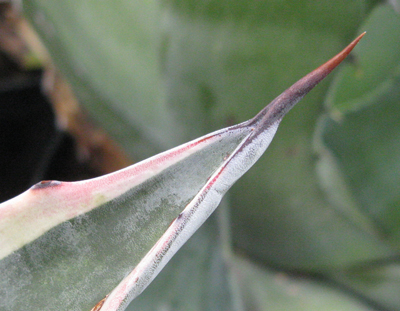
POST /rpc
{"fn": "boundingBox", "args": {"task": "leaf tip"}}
[251,32,366,127]
[325,32,366,70]
[91,295,108,311]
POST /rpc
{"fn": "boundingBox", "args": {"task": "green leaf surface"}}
[233,256,373,311]
[212,3,393,270]
[318,4,400,250]
[332,262,400,311]
[23,0,180,159]
[315,5,400,309]
[324,4,400,115]
[319,82,400,249]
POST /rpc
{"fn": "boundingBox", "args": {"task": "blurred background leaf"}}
[314,4,400,310]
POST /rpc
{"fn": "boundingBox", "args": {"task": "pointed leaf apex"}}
[251,33,366,128]
[318,31,366,74]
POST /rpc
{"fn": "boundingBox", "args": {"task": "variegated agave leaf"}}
[0,33,365,311]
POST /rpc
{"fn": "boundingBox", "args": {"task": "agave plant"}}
[2,1,400,310]
[0,33,364,311]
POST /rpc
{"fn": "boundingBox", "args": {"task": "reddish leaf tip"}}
[251,33,366,128]
[91,295,108,311]
[318,31,366,74]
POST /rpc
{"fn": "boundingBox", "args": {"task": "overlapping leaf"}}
[316,4,400,310]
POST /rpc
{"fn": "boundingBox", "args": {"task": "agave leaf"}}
[126,203,241,311]
[0,35,364,311]
[23,0,369,277]
[332,262,400,311]
[314,7,400,309]
[317,85,400,249]
[233,256,374,311]
[324,5,400,116]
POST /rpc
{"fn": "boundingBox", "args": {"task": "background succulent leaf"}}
[331,263,400,311]
[315,4,400,310]
[324,4,400,116]
[232,256,374,311]
[319,86,400,249]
